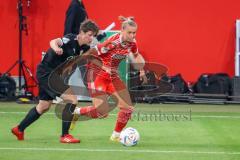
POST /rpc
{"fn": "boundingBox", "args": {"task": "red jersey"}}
[89,33,138,79]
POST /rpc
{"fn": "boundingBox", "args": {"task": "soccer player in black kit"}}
[11,20,99,143]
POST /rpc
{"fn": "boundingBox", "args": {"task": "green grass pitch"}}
[0,102,240,160]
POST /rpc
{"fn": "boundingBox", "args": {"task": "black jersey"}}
[40,33,90,70]
[36,33,89,100]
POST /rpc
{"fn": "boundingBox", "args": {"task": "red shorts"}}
[87,69,126,97]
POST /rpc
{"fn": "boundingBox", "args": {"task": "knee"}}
[117,100,133,109]
[122,106,134,113]
[118,106,134,118]
[99,113,109,119]
[69,95,78,104]
[64,95,78,105]
[128,106,134,111]
[71,98,78,105]
[36,101,51,114]
[119,105,134,112]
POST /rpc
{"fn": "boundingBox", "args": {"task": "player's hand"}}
[140,70,148,84]
[54,47,63,55]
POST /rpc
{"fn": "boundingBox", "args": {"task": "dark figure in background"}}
[64,0,106,46]
[64,0,88,35]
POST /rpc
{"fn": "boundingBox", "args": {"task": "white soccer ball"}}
[120,127,140,146]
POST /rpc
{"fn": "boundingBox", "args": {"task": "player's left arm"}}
[128,41,145,70]
[129,52,145,69]
[128,43,148,84]
[129,52,148,83]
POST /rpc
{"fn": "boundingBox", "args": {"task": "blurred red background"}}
[1,0,240,95]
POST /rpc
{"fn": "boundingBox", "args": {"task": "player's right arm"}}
[50,34,76,55]
[50,38,64,55]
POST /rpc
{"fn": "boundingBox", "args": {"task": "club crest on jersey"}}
[101,47,109,54]
[111,54,126,60]
[121,42,127,48]
[62,37,70,44]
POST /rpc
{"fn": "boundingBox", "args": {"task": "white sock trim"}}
[73,107,81,115]
[112,131,120,137]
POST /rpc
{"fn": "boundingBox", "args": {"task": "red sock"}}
[114,108,133,132]
[114,121,126,133]
[80,106,99,118]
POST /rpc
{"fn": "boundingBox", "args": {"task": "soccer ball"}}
[120,127,140,146]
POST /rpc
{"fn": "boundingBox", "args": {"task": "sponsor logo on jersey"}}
[111,54,126,60]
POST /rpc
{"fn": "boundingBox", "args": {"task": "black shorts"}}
[36,64,69,101]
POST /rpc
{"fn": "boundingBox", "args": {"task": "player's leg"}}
[74,94,109,118]
[69,95,109,136]
[59,88,80,143]
[74,74,110,119]
[110,79,134,141]
[11,69,54,141]
[11,100,52,140]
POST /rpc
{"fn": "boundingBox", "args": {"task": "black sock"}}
[62,103,76,136]
[18,107,41,132]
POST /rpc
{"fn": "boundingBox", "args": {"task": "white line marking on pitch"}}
[1,111,240,119]
[0,112,55,115]
[0,147,239,155]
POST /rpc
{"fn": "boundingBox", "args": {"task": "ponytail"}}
[118,15,137,29]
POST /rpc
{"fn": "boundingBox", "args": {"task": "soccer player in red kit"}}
[73,16,146,142]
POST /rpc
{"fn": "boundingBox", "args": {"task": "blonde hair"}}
[118,15,137,30]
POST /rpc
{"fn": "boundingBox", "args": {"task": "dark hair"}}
[79,20,99,36]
